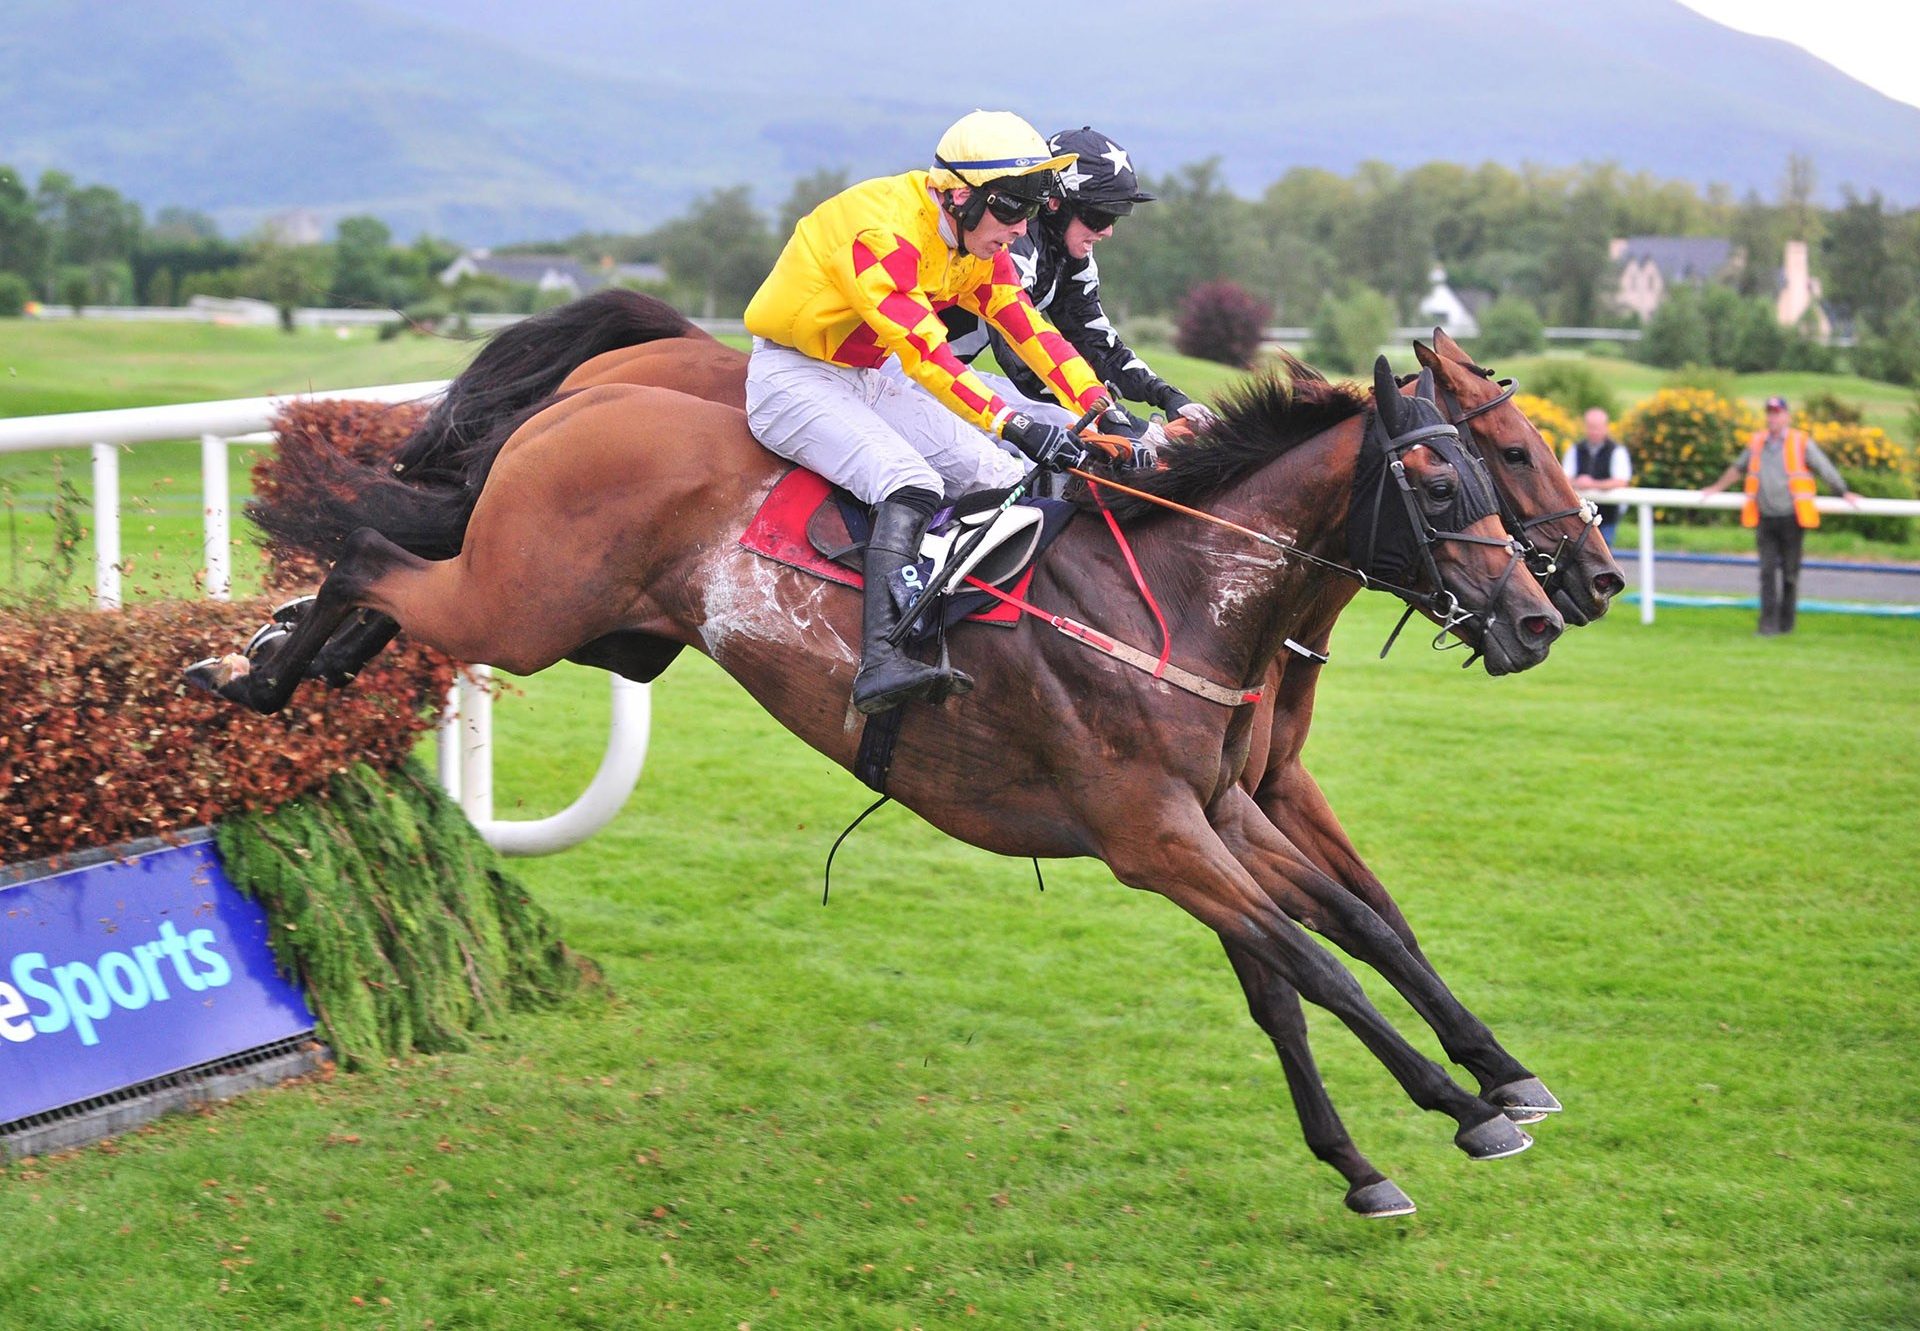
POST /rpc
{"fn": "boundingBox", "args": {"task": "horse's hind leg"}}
[1223,942,1415,1218]
[189,528,429,714]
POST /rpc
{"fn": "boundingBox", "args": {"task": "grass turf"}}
[2,595,1915,1329]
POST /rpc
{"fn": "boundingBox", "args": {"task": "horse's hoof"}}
[1487,1077,1562,1122]
[1345,1179,1416,1218]
[1455,1114,1533,1160]
[246,621,293,659]
[185,654,253,705]
[271,594,317,624]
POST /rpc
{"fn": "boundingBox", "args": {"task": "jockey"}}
[937,126,1218,439]
[744,110,1118,716]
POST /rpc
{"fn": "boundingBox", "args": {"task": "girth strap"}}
[960,574,1265,708]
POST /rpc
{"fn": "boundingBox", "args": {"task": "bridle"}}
[1428,369,1602,604]
[1348,396,1531,660]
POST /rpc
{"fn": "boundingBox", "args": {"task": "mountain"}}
[5,0,1917,244]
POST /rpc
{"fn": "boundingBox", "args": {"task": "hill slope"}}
[5,0,1917,242]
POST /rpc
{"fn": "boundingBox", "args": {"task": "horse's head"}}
[1414,331,1627,625]
[1350,357,1562,675]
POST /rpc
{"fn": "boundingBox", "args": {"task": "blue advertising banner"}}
[0,833,315,1125]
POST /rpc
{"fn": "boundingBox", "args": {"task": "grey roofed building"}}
[439,250,667,296]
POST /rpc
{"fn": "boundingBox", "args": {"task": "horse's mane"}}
[1082,352,1369,520]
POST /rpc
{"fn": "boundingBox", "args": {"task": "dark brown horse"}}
[191,350,1565,1214]
[377,297,1618,1212]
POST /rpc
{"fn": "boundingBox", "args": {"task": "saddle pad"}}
[739,467,1070,632]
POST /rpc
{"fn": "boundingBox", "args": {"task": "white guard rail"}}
[1578,486,1920,624]
[0,383,650,856]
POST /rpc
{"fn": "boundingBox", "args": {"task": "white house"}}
[1417,266,1479,338]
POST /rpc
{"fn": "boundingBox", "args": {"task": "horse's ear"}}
[1413,339,1442,372]
[1372,356,1401,430]
[1415,366,1436,403]
[1432,328,1467,361]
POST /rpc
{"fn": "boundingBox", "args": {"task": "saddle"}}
[739,468,1074,643]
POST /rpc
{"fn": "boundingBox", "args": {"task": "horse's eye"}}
[1501,446,1529,465]
[1428,480,1456,502]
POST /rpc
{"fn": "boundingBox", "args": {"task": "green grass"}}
[3,596,1917,1328]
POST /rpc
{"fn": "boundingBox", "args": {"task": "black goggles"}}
[1073,204,1128,232]
[983,191,1046,225]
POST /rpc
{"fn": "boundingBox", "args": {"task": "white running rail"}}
[0,382,650,855]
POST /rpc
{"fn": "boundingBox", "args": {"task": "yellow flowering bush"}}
[1799,416,1912,478]
[1513,392,1578,456]
[1620,388,1760,523]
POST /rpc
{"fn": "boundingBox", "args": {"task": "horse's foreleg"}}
[1103,806,1527,1163]
[1218,787,1560,1120]
[1221,941,1415,1218]
[1254,758,1435,971]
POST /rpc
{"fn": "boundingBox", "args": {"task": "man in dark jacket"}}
[928,127,1217,445]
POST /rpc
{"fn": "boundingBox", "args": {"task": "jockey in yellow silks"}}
[744,110,1117,715]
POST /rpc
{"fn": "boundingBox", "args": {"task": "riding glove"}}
[1001,413,1089,473]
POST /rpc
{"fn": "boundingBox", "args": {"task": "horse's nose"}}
[1520,612,1562,646]
[1595,570,1626,599]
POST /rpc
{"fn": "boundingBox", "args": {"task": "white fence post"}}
[457,665,494,825]
[1639,500,1656,625]
[201,432,230,601]
[91,442,120,610]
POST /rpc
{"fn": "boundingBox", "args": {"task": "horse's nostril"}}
[1521,614,1555,637]
[1596,573,1626,597]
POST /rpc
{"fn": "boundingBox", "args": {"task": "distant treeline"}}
[2,156,1917,383]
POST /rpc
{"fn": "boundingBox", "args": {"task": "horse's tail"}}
[251,397,559,567]
[388,289,704,491]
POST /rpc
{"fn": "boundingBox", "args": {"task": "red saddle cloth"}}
[737,467,1027,625]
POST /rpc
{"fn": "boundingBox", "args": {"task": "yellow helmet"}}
[929,110,1077,195]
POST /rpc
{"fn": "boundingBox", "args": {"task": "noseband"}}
[1348,401,1529,659]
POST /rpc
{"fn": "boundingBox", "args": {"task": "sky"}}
[1678,0,1920,109]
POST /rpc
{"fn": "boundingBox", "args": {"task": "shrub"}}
[1851,300,1920,387]
[1307,287,1393,375]
[0,272,30,316]
[1175,281,1270,369]
[1474,296,1545,359]
[1585,340,1629,360]
[1640,288,1710,368]
[1799,390,1863,425]
[1663,363,1739,401]
[1123,314,1176,346]
[1620,387,1760,521]
[1523,360,1618,418]
[1513,392,1579,457]
[0,597,452,863]
[1839,467,1915,544]
[1800,415,1909,477]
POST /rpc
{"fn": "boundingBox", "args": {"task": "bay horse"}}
[365,296,1620,1212]
[190,351,1566,1214]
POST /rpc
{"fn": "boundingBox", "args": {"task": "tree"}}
[1307,287,1394,375]
[0,165,50,287]
[151,207,220,242]
[242,240,332,331]
[1640,287,1710,368]
[1474,296,1545,359]
[333,215,395,307]
[1823,190,1916,334]
[1099,158,1251,316]
[653,186,776,318]
[778,168,850,236]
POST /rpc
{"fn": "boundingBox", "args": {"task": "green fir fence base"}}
[217,761,603,1069]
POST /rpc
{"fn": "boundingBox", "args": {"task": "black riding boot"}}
[851,500,970,715]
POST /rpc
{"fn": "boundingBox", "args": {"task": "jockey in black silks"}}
[929,127,1220,462]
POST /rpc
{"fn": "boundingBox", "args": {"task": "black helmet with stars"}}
[1048,127,1155,215]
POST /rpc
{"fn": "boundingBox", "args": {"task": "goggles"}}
[983,191,1046,225]
[1073,205,1125,232]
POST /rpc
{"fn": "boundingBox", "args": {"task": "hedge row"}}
[0,596,452,863]
[218,761,599,1067]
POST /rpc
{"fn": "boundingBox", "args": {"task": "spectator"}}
[1564,407,1633,548]
[1699,395,1861,635]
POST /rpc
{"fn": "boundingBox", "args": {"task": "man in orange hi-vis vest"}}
[1700,396,1861,635]
[744,110,1125,715]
